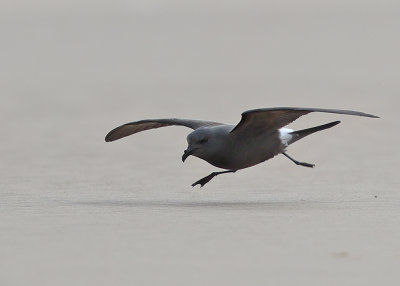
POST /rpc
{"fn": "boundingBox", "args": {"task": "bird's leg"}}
[282,152,315,168]
[192,170,237,188]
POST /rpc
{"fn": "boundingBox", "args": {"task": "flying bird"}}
[105,107,378,187]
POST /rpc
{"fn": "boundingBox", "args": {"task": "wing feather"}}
[105,118,224,142]
[231,107,378,134]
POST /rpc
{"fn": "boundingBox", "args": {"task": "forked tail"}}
[289,121,341,145]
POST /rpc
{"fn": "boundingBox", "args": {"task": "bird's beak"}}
[182,148,196,162]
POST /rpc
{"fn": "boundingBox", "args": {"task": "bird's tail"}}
[289,121,341,145]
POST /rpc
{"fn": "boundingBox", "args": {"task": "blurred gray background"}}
[1,1,399,285]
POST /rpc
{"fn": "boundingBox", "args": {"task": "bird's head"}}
[182,127,215,162]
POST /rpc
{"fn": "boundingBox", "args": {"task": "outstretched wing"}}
[230,107,378,134]
[105,118,224,142]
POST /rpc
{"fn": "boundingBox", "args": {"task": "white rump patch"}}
[279,128,293,146]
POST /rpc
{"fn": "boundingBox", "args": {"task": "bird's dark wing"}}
[230,107,378,134]
[105,119,224,142]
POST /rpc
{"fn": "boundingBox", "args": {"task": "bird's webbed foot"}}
[282,152,315,168]
[191,170,236,188]
[295,161,315,168]
[191,173,217,187]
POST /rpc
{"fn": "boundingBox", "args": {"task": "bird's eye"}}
[199,138,208,144]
